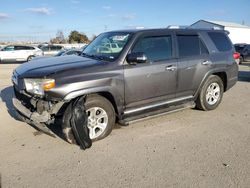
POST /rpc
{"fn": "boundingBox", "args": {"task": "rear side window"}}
[208,32,232,52]
[132,36,172,62]
[177,35,208,57]
[55,46,63,50]
[41,46,49,51]
[26,46,35,50]
[14,46,26,50]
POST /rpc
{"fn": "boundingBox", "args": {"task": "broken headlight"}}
[24,78,55,96]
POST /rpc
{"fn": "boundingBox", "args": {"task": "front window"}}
[2,46,14,51]
[132,36,173,62]
[83,32,132,61]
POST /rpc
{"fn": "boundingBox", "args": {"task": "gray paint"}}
[12,28,238,121]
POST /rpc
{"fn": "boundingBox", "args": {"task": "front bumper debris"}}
[12,97,56,137]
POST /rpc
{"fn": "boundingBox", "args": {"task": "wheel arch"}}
[63,89,121,119]
[194,69,228,98]
[212,72,227,92]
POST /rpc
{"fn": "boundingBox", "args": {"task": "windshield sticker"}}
[112,35,129,41]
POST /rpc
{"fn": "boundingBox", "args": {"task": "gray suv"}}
[12,28,238,147]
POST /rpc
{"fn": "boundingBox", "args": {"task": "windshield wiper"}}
[81,53,111,61]
[81,52,95,59]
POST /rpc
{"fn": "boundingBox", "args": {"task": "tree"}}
[68,30,89,43]
[50,30,67,44]
[56,30,66,43]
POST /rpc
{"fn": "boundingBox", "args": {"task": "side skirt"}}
[119,100,195,126]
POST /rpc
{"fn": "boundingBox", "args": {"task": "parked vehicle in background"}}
[32,49,82,60]
[40,45,64,56]
[12,28,238,147]
[234,43,250,63]
[37,43,49,49]
[55,49,82,56]
[0,45,43,63]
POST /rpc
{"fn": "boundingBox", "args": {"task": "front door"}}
[124,34,177,108]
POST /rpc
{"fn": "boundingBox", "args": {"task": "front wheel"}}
[62,94,115,143]
[196,75,224,111]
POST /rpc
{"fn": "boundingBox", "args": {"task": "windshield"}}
[82,32,131,61]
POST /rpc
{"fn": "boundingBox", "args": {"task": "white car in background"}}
[0,45,43,63]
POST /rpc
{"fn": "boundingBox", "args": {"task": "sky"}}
[0,0,250,42]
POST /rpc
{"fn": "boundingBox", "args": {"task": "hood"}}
[15,55,103,78]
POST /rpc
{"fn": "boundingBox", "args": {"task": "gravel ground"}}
[0,63,250,188]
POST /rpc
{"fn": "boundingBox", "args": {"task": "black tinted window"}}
[132,36,172,62]
[208,32,232,52]
[177,35,208,57]
[66,50,77,55]
[14,46,35,50]
[26,46,35,50]
[41,46,49,51]
[50,46,57,50]
[235,45,245,53]
[15,46,26,50]
[200,40,208,54]
[55,46,62,50]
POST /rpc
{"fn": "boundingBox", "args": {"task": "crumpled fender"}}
[70,97,92,150]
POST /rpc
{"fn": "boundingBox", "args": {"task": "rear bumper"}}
[227,76,238,91]
[227,62,239,91]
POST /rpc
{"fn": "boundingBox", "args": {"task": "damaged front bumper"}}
[13,98,50,123]
[12,94,64,137]
[12,97,56,137]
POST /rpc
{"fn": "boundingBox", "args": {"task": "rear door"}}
[175,32,211,98]
[14,46,30,61]
[124,32,177,108]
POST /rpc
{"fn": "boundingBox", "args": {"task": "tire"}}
[62,94,115,143]
[27,56,34,61]
[196,75,224,111]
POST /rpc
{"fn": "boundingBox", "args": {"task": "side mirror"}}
[126,52,147,64]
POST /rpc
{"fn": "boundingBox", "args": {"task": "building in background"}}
[190,20,250,44]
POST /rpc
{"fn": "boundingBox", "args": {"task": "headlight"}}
[24,78,55,96]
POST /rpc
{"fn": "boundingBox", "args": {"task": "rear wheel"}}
[62,94,115,143]
[27,56,34,61]
[196,75,224,111]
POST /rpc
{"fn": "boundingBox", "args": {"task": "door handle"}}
[202,60,212,65]
[165,65,177,71]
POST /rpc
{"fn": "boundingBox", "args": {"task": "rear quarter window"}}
[208,32,232,52]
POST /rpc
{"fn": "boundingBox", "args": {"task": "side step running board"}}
[119,101,195,126]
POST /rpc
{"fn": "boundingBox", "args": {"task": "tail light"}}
[233,52,240,59]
